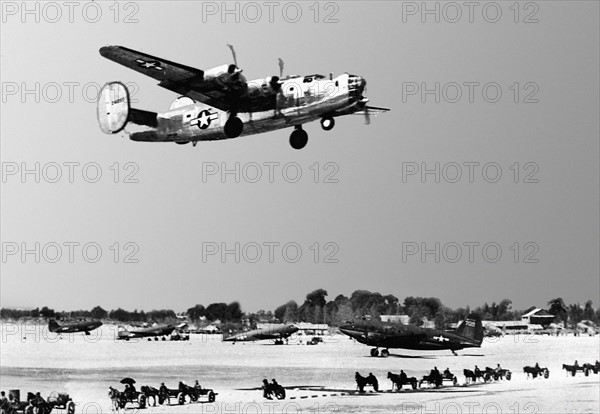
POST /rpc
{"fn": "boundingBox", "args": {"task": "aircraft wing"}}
[99,45,228,110]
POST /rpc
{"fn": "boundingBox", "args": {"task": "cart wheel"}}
[67,401,75,414]
[177,392,185,405]
[506,372,512,381]
[453,377,457,385]
[208,391,216,402]
[544,369,549,379]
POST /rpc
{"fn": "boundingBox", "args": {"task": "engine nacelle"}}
[203,64,245,88]
[247,76,281,97]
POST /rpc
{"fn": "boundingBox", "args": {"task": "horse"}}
[140,385,161,406]
[108,386,126,410]
[463,369,477,384]
[355,372,379,393]
[562,364,586,376]
[387,372,417,391]
[26,392,52,414]
[584,362,600,374]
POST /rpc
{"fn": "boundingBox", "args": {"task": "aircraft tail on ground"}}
[48,319,60,332]
[455,313,483,345]
[97,82,157,134]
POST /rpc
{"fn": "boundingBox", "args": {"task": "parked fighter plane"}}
[48,319,102,335]
[97,45,389,149]
[339,313,483,357]
[116,323,176,340]
[223,324,299,343]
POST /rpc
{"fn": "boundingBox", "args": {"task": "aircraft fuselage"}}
[129,73,364,143]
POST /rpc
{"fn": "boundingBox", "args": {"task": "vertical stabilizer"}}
[456,313,483,345]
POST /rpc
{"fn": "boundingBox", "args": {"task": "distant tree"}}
[298,289,328,323]
[583,300,594,321]
[547,298,568,324]
[90,306,107,319]
[226,302,243,321]
[568,304,584,326]
[282,301,299,323]
[39,306,55,318]
[186,304,206,321]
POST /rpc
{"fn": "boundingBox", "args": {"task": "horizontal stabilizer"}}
[129,108,158,128]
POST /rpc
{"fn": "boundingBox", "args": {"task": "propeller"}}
[278,58,284,78]
[227,44,238,67]
[360,84,370,125]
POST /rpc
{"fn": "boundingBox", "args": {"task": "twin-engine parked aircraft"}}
[97,45,389,149]
[48,319,103,335]
[116,323,176,340]
[339,313,483,357]
[223,324,299,343]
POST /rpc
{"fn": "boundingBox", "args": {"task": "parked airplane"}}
[116,323,176,340]
[223,324,299,343]
[48,319,102,335]
[97,45,389,149]
[339,313,483,357]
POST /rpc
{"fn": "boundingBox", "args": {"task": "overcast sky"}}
[1,1,598,314]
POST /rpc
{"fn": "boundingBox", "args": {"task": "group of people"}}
[0,391,45,414]
[0,391,9,414]
[262,379,283,399]
[428,366,454,379]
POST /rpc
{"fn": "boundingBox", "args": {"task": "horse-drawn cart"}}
[109,379,147,411]
[158,382,217,405]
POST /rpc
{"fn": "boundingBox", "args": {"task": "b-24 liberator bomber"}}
[97,45,389,149]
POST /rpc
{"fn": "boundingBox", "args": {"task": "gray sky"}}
[1,1,598,314]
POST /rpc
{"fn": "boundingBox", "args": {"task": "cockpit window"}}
[303,74,325,83]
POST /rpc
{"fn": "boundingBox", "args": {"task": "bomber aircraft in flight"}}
[48,319,103,335]
[339,313,483,357]
[97,45,389,149]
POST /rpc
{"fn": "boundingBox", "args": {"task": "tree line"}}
[1,291,598,329]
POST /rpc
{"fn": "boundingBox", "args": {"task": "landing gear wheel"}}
[289,128,308,150]
[224,116,243,138]
[380,349,390,358]
[320,117,335,131]
[370,348,379,357]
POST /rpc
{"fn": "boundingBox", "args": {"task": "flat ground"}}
[1,324,598,413]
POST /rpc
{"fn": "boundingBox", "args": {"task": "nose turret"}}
[348,74,367,98]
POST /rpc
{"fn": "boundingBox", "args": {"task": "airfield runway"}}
[1,324,598,413]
